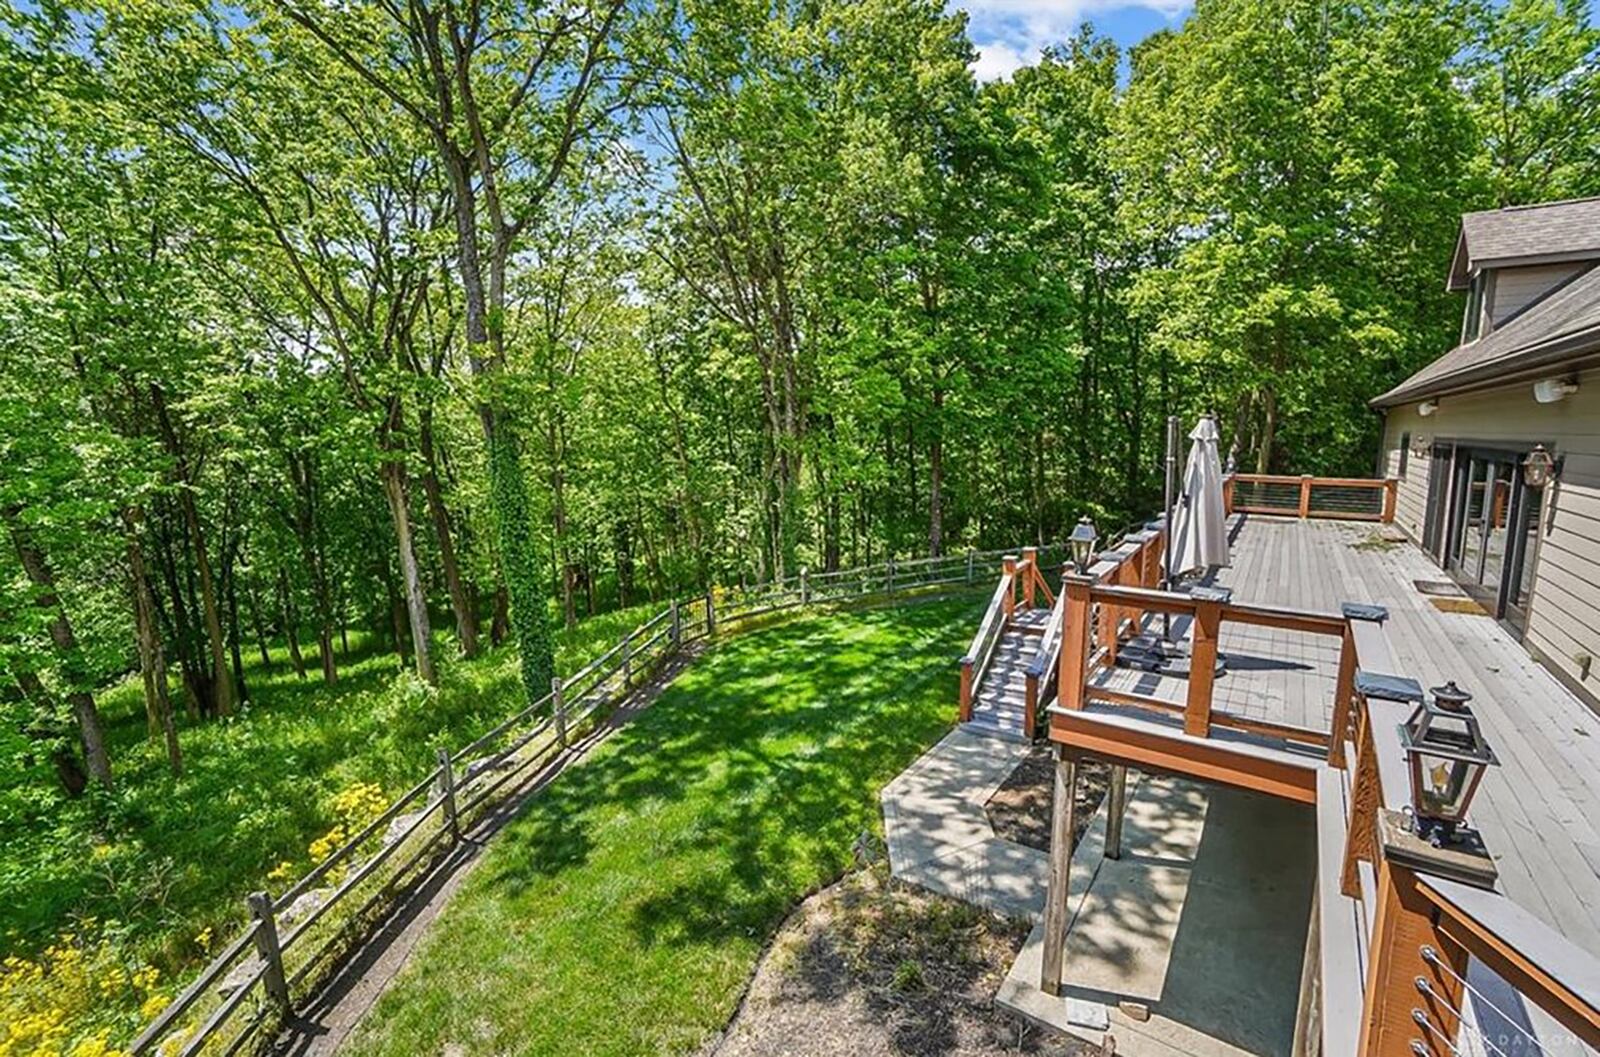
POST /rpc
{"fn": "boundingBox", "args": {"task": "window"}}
[1463,272,1486,343]
[1398,432,1410,478]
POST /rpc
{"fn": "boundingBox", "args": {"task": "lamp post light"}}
[1399,681,1498,847]
[1522,444,1558,489]
[1068,516,1099,575]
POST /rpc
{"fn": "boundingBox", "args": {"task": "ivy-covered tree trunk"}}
[485,417,555,706]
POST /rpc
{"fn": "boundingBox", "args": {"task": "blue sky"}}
[953,0,1194,80]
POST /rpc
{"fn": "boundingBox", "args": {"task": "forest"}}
[0,0,1596,1047]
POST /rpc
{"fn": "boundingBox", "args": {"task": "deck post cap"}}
[1341,602,1389,623]
[1378,809,1498,890]
[1355,670,1424,703]
[1190,586,1233,603]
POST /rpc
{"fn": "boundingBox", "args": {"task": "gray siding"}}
[1489,262,1586,328]
[1381,365,1600,706]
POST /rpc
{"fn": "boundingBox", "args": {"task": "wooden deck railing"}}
[1225,473,1398,523]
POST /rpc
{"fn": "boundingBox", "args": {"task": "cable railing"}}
[1225,473,1398,523]
[126,547,995,1056]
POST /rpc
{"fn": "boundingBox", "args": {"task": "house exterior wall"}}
[1488,262,1587,328]
[1380,366,1600,708]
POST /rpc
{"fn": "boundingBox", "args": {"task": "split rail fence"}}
[128,547,1006,1056]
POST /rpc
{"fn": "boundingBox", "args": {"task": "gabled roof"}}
[1373,263,1600,407]
[1446,198,1600,291]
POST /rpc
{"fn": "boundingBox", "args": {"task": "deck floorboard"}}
[1214,514,1600,954]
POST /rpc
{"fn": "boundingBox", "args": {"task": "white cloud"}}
[955,0,1191,81]
[970,40,1039,82]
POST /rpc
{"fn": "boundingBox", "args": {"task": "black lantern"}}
[1399,681,1498,846]
[1068,516,1099,574]
[1522,444,1557,488]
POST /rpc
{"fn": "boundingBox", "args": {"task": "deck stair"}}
[966,607,1051,741]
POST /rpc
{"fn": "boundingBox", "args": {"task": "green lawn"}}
[343,597,979,1057]
[0,603,669,976]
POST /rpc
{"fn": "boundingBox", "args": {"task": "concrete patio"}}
[884,730,1316,1056]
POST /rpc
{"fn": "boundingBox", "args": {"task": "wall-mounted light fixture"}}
[1418,400,1439,417]
[1522,444,1558,488]
[1533,377,1578,404]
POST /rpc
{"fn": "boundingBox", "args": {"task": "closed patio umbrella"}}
[1170,414,1231,578]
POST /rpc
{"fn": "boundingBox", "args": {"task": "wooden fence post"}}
[436,747,459,842]
[705,588,716,637]
[1299,474,1313,518]
[966,548,975,585]
[670,600,681,646]
[247,891,290,1014]
[552,676,567,749]
[886,556,895,595]
[622,633,633,689]
[799,567,809,606]
[1021,546,1038,608]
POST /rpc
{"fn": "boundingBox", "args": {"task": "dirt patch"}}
[984,747,1110,853]
[704,869,1094,1057]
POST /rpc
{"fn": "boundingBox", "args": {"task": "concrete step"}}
[962,715,1031,744]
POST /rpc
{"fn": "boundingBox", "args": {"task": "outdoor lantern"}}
[1523,444,1558,488]
[1068,516,1099,574]
[1399,681,1498,846]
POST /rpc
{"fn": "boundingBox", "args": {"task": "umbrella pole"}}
[1162,414,1178,640]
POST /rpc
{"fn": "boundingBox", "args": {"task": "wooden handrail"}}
[959,571,1013,722]
[1024,589,1067,734]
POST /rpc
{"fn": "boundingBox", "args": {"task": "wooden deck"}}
[1119,513,1600,956]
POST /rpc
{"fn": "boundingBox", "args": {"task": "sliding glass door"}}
[1442,445,1544,633]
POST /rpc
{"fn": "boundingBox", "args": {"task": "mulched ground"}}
[983,747,1110,853]
[704,869,1096,1057]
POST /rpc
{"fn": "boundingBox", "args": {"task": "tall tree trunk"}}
[928,386,944,558]
[1257,385,1278,474]
[383,557,411,667]
[419,410,478,657]
[381,458,437,685]
[278,568,308,679]
[123,508,181,774]
[245,571,272,670]
[4,506,113,788]
[154,507,206,720]
[491,583,510,647]
[222,535,248,703]
[152,385,235,715]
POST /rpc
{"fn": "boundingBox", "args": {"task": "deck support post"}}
[1299,474,1313,518]
[1057,577,1092,712]
[1184,591,1224,737]
[1357,841,1482,1056]
[1382,478,1398,523]
[1105,764,1128,860]
[959,660,975,723]
[1040,748,1079,996]
[1022,546,1038,609]
[1329,627,1357,768]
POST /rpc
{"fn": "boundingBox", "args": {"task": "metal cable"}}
[1420,946,1548,1055]
[1415,976,1526,1057]
[1413,1007,1466,1056]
